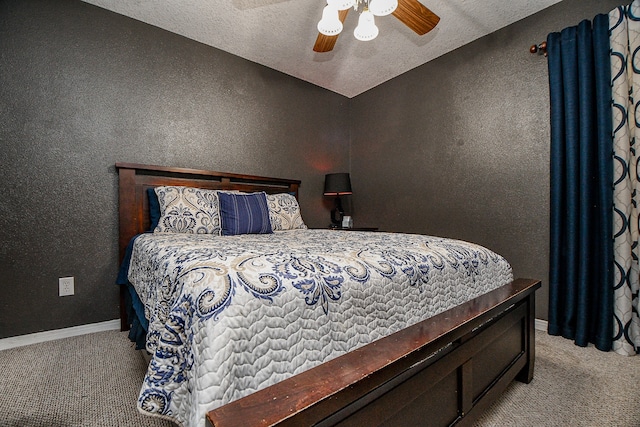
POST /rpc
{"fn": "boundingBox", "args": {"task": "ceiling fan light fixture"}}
[313,0,440,52]
[327,0,356,11]
[318,5,344,36]
[354,9,378,41]
[369,0,397,16]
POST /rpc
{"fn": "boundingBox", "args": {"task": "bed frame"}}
[116,162,541,427]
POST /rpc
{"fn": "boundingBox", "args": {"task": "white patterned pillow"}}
[154,186,222,234]
[266,193,307,231]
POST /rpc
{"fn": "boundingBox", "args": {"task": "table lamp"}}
[324,173,352,227]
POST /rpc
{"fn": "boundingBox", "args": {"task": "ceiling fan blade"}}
[313,8,350,52]
[392,0,440,35]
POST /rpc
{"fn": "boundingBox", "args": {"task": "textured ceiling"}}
[82,0,561,98]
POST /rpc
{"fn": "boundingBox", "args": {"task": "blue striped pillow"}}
[219,192,273,236]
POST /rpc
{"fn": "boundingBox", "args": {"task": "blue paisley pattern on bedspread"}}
[128,230,512,427]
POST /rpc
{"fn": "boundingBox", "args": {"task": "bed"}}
[115,162,540,427]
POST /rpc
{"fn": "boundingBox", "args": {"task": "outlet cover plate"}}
[59,277,74,296]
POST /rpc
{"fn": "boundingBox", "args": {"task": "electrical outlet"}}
[59,277,74,296]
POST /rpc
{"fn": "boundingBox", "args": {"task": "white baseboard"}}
[535,318,548,332]
[0,319,120,351]
[0,318,550,352]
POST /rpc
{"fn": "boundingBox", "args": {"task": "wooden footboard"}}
[206,278,540,427]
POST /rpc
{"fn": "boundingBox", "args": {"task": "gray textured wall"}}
[0,0,628,339]
[0,0,350,338]
[350,0,626,320]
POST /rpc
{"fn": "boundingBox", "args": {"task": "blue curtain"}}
[547,15,613,351]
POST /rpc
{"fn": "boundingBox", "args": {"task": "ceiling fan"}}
[313,0,440,52]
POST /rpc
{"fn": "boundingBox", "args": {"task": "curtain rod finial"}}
[530,41,547,57]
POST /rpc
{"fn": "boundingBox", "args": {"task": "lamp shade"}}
[354,9,378,41]
[327,0,356,11]
[317,5,343,36]
[324,173,352,195]
[369,0,398,16]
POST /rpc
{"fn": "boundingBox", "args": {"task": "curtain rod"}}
[530,41,547,57]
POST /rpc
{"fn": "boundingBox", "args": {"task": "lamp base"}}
[330,196,344,226]
[330,206,343,227]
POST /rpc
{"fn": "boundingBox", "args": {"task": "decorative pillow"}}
[147,188,161,232]
[218,191,273,236]
[154,186,221,234]
[266,193,307,231]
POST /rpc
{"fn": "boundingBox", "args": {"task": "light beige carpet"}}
[0,329,637,426]
[0,330,174,427]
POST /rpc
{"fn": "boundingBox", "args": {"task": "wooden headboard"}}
[115,162,301,329]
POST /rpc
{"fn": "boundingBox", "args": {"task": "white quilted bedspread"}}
[128,229,513,427]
